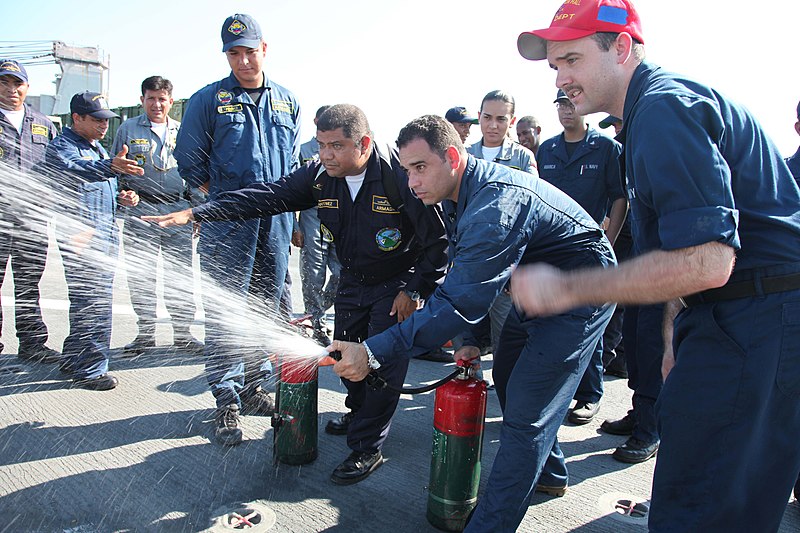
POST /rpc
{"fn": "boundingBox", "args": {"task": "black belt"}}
[680,271,800,307]
[342,261,414,286]
[137,191,184,204]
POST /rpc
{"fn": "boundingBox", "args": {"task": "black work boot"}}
[330,450,384,485]
[612,437,659,464]
[600,411,636,435]
[325,411,356,435]
[17,345,61,364]
[72,373,119,391]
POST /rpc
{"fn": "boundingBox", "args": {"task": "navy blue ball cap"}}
[70,91,118,119]
[554,89,570,103]
[599,115,622,129]
[445,106,479,124]
[221,14,263,52]
[0,60,28,83]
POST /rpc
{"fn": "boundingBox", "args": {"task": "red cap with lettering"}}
[518,0,644,61]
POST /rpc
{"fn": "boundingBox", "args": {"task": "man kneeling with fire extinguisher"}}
[331,114,616,532]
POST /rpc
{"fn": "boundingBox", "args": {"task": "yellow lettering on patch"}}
[31,124,49,137]
[129,138,150,145]
[553,13,576,21]
[217,104,244,114]
[318,199,339,209]
[372,195,400,214]
[272,100,294,114]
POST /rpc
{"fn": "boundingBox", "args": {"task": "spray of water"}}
[0,162,331,386]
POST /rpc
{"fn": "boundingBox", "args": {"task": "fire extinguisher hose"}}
[328,350,466,395]
[368,367,463,394]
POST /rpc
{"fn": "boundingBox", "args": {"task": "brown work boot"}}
[215,404,243,446]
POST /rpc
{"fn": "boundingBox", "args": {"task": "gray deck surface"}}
[1,231,798,532]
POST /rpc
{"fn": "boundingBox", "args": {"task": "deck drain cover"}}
[208,501,277,531]
[597,492,650,525]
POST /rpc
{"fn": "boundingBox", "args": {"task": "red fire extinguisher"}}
[427,360,487,531]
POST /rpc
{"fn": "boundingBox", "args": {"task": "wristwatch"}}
[404,289,421,302]
[363,342,382,370]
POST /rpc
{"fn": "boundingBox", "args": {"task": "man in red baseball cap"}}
[508,1,800,532]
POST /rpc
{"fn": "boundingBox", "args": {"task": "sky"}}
[2,0,799,156]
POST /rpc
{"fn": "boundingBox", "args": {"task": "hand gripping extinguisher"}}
[271,355,318,465]
[427,359,487,531]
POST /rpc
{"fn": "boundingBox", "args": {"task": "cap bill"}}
[518,27,598,60]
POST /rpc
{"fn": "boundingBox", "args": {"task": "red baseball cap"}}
[518,0,644,61]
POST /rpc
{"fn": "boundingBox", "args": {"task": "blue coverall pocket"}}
[666,304,747,423]
[214,112,246,168]
[777,301,800,397]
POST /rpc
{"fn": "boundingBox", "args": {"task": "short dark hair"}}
[517,115,540,128]
[317,104,372,141]
[141,76,173,97]
[592,32,645,61]
[315,105,332,120]
[397,115,464,159]
[480,90,515,116]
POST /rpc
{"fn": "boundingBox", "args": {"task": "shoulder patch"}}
[216,90,233,104]
[372,195,400,214]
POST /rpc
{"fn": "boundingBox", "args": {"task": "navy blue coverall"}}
[537,127,624,408]
[622,61,800,532]
[175,72,300,408]
[45,127,120,379]
[0,103,57,353]
[365,156,616,532]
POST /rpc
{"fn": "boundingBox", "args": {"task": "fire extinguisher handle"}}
[329,350,342,361]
